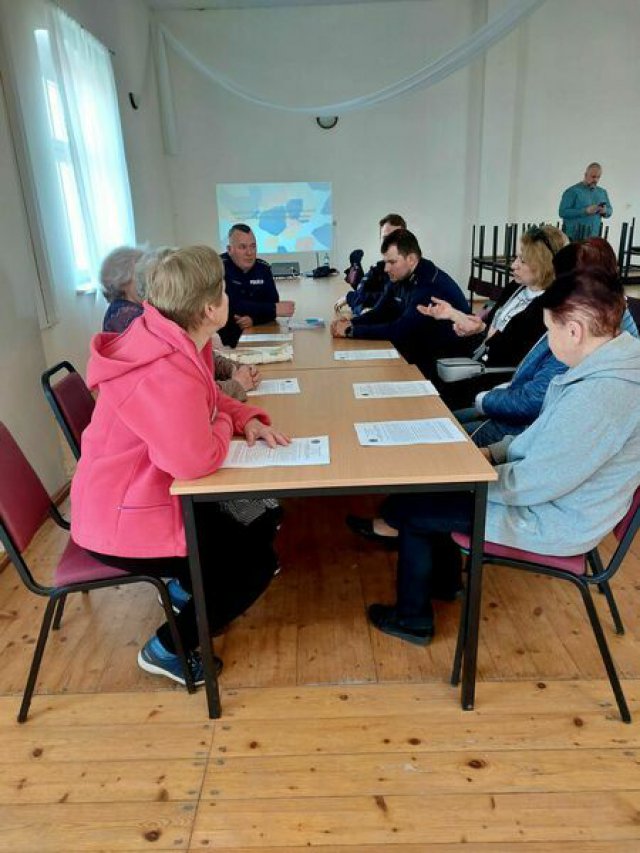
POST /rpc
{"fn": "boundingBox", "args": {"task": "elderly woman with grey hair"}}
[101,245,145,333]
[137,246,260,402]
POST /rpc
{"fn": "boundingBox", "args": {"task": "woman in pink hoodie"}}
[71,246,289,686]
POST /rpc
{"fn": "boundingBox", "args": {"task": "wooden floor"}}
[1,495,640,851]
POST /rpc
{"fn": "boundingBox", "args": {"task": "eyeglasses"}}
[526,226,556,256]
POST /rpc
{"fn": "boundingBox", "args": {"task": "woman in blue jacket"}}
[455,238,638,446]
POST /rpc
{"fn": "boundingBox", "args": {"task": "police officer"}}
[219,224,295,346]
[330,229,470,378]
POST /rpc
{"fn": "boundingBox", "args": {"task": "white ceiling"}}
[148,0,425,9]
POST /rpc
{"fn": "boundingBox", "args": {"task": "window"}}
[34,7,135,294]
[36,30,91,288]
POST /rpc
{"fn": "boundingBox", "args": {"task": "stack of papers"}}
[226,344,294,365]
[288,318,325,330]
[240,332,293,343]
[334,348,400,361]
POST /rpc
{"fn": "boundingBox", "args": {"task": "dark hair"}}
[380,228,422,259]
[525,225,556,256]
[228,223,253,240]
[539,267,625,337]
[379,213,407,230]
[553,237,618,278]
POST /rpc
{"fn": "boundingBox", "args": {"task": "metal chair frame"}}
[0,424,195,722]
[451,504,640,723]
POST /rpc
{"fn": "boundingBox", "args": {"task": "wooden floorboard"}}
[1,495,640,850]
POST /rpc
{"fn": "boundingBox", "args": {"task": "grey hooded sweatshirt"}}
[485,332,640,555]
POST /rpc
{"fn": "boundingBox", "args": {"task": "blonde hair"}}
[520,225,568,290]
[146,245,224,331]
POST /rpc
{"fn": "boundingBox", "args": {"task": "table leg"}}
[181,496,221,718]
[461,482,487,711]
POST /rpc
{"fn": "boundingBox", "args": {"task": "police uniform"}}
[346,257,471,378]
[219,253,280,346]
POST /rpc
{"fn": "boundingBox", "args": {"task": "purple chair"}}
[0,422,195,722]
[451,487,640,723]
[41,361,95,460]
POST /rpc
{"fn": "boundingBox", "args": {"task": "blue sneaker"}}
[158,578,192,614]
[137,635,222,687]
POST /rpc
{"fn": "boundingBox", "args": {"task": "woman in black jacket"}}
[421,224,567,408]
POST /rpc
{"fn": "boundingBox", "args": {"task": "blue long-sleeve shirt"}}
[350,257,469,375]
[559,182,612,239]
[218,253,280,346]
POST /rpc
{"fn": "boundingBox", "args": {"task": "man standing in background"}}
[559,162,612,240]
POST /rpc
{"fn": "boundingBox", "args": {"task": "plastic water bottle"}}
[323,252,330,267]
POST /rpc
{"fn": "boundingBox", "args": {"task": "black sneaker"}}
[431,585,464,602]
[346,515,399,549]
[368,603,434,646]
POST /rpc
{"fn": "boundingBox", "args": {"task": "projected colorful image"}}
[216,182,332,254]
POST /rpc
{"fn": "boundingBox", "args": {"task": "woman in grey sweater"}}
[365,266,640,646]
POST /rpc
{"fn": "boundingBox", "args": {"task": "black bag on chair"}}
[344,249,365,289]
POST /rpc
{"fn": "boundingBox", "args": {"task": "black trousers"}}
[381,492,473,621]
[90,506,279,652]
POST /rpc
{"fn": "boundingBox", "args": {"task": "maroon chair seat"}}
[451,532,586,575]
[55,539,129,586]
[0,421,194,722]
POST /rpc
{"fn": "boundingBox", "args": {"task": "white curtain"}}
[48,5,135,289]
[154,0,546,153]
[0,0,136,325]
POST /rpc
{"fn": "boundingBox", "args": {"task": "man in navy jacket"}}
[219,223,295,346]
[331,229,470,377]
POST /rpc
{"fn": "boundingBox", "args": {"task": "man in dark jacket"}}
[218,223,295,346]
[331,229,470,377]
[343,213,407,315]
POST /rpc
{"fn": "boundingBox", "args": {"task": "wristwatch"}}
[345,325,353,338]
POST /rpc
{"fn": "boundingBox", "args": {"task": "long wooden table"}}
[172,363,496,718]
[234,275,398,372]
[238,327,401,372]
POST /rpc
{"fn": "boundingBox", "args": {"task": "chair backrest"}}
[0,422,52,554]
[626,297,640,333]
[613,485,640,543]
[41,361,94,460]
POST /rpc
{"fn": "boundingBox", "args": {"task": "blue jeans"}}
[381,492,474,621]
[454,407,517,447]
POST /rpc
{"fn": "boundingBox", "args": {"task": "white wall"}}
[0,83,65,493]
[159,0,480,283]
[157,0,640,284]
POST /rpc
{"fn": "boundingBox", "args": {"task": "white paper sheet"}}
[334,348,400,361]
[354,418,465,446]
[353,380,438,399]
[247,378,301,396]
[240,332,293,342]
[221,436,330,468]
